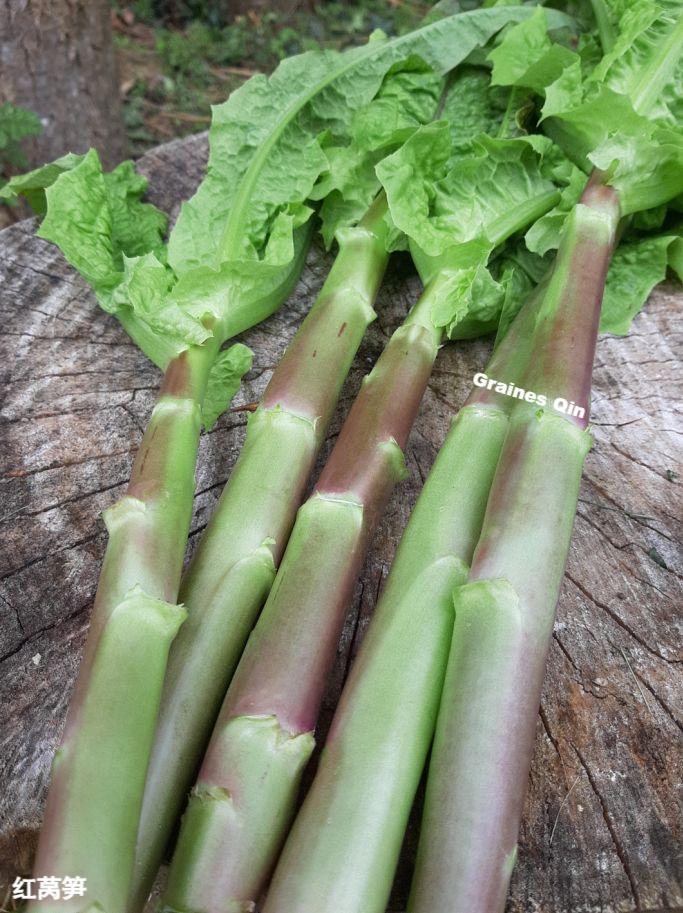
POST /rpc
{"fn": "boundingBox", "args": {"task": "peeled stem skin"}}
[407,183,620,913]
[28,338,219,913]
[130,200,389,911]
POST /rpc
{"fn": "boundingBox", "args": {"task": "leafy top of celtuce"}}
[488,3,683,215]
[377,118,562,338]
[2,6,571,362]
[310,57,443,248]
[486,2,683,336]
[0,152,85,212]
[164,4,568,333]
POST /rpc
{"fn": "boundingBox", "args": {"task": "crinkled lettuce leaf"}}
[311,57,443,248]
[492,243,551,345]
[589,0,683,124]
[525,162,586,254]
[266,6,572,252]
[202,343,254,430]
[488,1,683,216]
[600,230,682,334]
[34,150,204,369]
[428,263,505,339]
[441,67,534,153]
[378,126,560,337]
[8,5,571,384]
[488,7,579,94]
[378,128,558,269]
[167,4,566,331]
[0,152,86,213]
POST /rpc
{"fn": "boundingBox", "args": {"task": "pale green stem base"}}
[130,203,389,911]
[28,339,219,913]
[262,403,510,913]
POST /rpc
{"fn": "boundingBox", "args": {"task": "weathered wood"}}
[0,132,681,912]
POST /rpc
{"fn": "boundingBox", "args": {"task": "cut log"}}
[0,132,680,912]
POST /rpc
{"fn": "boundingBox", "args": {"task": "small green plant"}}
[0,102,41,188]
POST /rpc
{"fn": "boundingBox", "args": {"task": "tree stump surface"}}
[0,133,681,913]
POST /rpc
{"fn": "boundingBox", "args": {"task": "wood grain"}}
[0,132,681,912]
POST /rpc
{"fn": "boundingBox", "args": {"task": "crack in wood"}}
[572,745,642,911]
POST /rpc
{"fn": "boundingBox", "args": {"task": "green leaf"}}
[430,262,505,339]
[541,79,683,214]
[0,152,85,212]
[35,150,208,368]
[378,122,560,338]
[167,5,562,329]
[489,2,683,218]
[37,150,124,291]
[313,57,443,248]
[111,254,211,369]
[488,7,579,94]
[492,256,536,347]
[667,235,683,280]
[587,123,683,214]
[599,231,681,334]
[525,164,586,254]
[440,67,533,152]
[632,203,667,230]
[202,343,254,430]
[0,102,41,145]
[103,161,168,262]
[0,102,42,175]
[378,128,558,276]
[588,0,683,124]
[8,5,571,371]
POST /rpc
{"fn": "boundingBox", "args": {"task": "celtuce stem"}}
[259,302,538,913]
[161,283,444,913]
[130,197,390,910]
[28,338,220,913]
[408,182,620,913]
[247,180,564,913]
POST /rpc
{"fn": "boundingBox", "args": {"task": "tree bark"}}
[0,0,125,169]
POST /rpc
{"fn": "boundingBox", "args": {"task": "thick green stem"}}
[161,287,441,913]
[130,198,389,911]
[408,412,591,913]
[262,402,509,913]
[260,186,565,913]
[407,184,620,913]
[28,338,220,913]
[263,320,534,913]
[29,213,313,912]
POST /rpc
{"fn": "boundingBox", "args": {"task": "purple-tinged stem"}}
[408,180,620,913]
[160,286,442,913]
[130,197,389,911]
[29,337,219,913]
